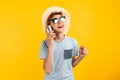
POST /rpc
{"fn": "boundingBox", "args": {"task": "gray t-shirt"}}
[39,36,79,80]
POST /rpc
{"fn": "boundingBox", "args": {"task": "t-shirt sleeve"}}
[72,39,79,56]
[39,40,48,59]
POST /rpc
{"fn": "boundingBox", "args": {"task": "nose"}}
[58,20,62,24]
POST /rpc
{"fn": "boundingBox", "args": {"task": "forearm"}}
[72,56,84,67]
[43,48,52,74]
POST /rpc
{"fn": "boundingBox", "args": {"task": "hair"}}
[47,11,63,25]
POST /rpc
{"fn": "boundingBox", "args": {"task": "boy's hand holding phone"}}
[47,25,56,50]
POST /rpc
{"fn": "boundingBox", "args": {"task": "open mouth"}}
[58,26,63,28]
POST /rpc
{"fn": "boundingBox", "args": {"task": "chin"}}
[56,31,64,33]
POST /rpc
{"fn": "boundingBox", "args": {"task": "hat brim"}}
[41,6,70,34]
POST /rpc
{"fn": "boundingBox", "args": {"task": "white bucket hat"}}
[41,6,70,34]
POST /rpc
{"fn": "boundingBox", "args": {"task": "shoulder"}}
[40,39,48,46]
[41,39,47,43]
[65,36,78,43]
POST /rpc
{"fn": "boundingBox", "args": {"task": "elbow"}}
[72,64,75,68]
[44,69,51,74]
[72,62,76,68]
[46,71,51,74]
[43,66,52,74]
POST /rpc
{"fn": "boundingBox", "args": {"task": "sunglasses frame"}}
[50,16,66,24]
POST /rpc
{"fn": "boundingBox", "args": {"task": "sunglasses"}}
[50,16,66,24]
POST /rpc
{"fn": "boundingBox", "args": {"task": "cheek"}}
[50,23,54,27]
[62,23,65,27]
[53,25,58,29]
[62,22,65,26]
[50,23,57,29]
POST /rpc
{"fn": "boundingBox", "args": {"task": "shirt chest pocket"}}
[64,49,73,60]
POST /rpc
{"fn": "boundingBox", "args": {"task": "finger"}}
[48,30,54,36]
[83,48,88,53]
[47,30,54,38]
[80,46,85,50]
[83,49,88,54]
[47,29,53,35]
[83,50,87,53]
[51,35,56,39]
[51,32,56,38]
[49,33,56,39]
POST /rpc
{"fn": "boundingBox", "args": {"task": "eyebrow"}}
[50,18,57,21]
[51,16,65,20]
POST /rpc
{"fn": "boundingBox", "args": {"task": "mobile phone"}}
[47,25,53,32]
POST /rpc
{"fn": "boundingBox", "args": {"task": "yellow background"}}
[0,0,120,80]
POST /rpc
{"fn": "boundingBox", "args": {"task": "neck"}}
[54,33,65,41]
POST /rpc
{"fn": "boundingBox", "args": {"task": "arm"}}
[72,46,88,67]
[43,48,52,74]
[43,30,56,74]
[72,55,85,67]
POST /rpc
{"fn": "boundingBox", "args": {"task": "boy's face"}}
[49,14,65,34]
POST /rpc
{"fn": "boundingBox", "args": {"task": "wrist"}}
[78,55,84,59]
[48,48,52,52]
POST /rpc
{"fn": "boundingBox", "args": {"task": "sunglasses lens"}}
[51,16,65,24]
[60,16,65,22]
[53,19,58,24]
